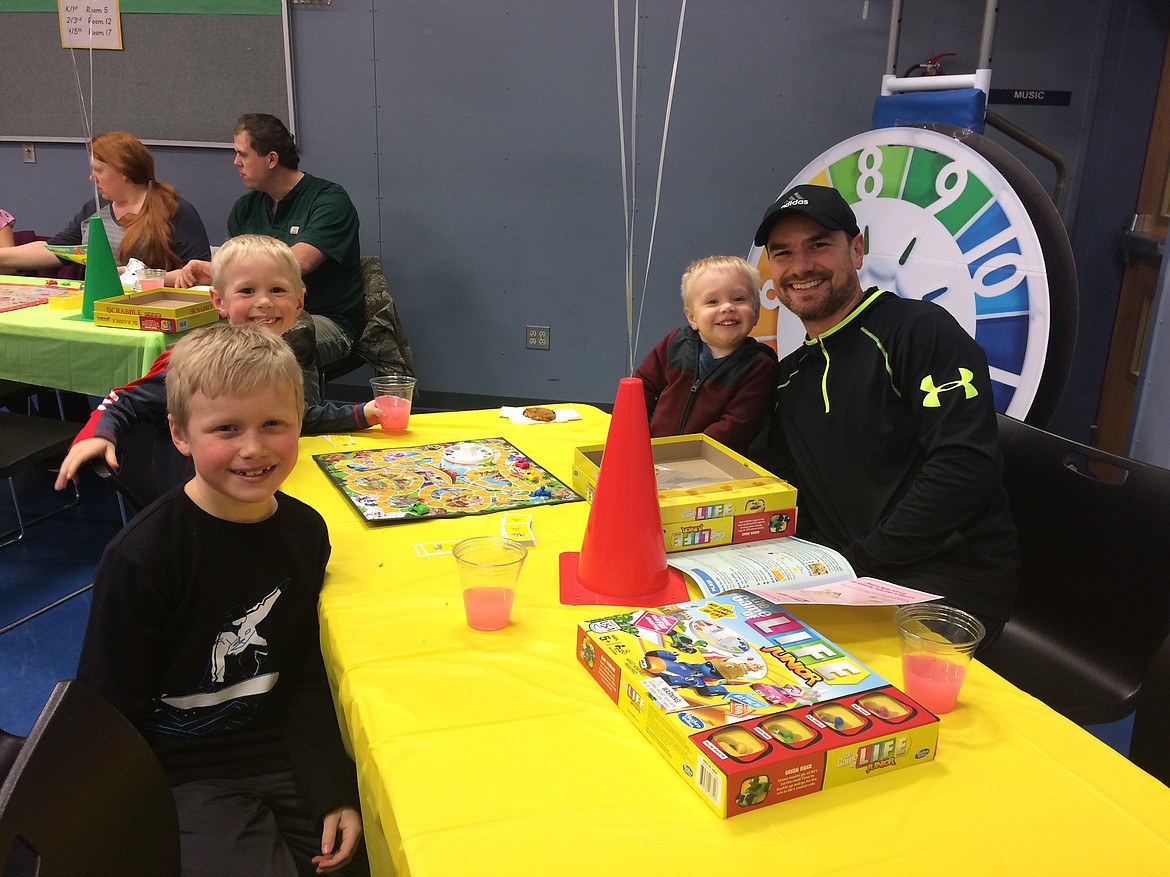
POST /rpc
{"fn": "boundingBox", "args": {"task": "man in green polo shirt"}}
[172,114,365,371]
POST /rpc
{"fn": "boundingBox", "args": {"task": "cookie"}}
[522,406,557,422]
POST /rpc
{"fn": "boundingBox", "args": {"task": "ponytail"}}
[118,178,181,269]
[90,131,183,269]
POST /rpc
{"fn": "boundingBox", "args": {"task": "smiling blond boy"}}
[78,323,365,874]
[55,235,381,492]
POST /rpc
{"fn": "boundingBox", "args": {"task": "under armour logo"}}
[920,368,978,408]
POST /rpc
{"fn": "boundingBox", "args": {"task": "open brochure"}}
[665,537,942,606]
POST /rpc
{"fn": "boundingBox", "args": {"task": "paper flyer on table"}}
[666,537,942,606]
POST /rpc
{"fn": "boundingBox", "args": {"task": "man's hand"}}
[55,437,116,491]
[168,259,212,288]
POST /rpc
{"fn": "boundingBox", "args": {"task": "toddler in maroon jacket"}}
[633,255,778,454]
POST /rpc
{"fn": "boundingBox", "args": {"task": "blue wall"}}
[2,0,1167,443]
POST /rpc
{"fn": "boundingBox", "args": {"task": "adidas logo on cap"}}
[755,184,859,246]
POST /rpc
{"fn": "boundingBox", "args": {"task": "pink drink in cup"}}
[453,537,526,631]
[369,375,416,432]
[901,652,968,714]
[136,268,165,291]
[375,395,411,431]
[462,587,515,631]
[894,603,985,714]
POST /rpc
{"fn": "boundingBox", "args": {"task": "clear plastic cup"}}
[894,603,985,714]
[453,536,527,631]
[135,268,165,291]
[369,375,416,432]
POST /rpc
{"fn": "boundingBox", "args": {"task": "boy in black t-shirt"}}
[78,322,365,876]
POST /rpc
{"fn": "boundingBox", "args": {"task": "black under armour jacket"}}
[764,289,1018,621]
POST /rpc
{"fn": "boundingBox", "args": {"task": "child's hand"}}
[361,400,382,428]
[54,437,115,491]
[312,806,363,874]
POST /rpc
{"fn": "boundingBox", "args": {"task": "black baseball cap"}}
[753,185,860,247]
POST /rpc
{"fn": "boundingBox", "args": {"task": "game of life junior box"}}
[576,592,940,817]
[572,434,798,553]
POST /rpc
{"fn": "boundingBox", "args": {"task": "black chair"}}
[979,414,1170,726]
[91,419,184,523]
[0,411,80,549]
[0,680,180,876]
[319,256,415,399]
[0,382,36,413]
[1129,630,1170,785]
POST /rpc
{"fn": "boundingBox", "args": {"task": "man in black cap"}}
[755,184,1017,647]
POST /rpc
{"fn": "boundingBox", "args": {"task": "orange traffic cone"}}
[81,215,124,320]
[559,376,688,606]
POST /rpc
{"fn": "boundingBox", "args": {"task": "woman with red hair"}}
[0,131,210,274]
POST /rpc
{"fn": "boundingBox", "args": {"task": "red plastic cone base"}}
[558,376,689,607]
[558,551,689,607]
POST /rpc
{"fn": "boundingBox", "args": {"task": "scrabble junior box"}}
[572,434,798,553]
[576,592,939,817]
[92,288,219,332]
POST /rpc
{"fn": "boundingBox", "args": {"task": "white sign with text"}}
[59,0,123,51]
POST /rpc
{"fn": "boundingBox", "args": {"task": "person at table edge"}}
[753,184,1018,647]
[171,113,365,370]
[0,208,16,248]
[0,132,210,274]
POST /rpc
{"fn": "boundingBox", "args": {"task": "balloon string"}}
[633,0,686,365]
[614,1,687,374]
[69,42,97,205]
[612,0,634,373]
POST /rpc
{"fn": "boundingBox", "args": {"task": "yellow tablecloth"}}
[285,408,1170,877]
[0,274,174,395]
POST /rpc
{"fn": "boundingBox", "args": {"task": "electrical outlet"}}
[526,325,550,350]
[22,143,35,163]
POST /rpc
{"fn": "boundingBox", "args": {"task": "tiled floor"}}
[0,415,1138,757]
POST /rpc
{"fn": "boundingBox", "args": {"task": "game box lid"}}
[576,592,940,816]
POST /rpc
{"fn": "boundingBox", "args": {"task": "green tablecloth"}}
[0,276,182,396]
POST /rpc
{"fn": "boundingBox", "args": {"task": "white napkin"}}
[120,258,147,289]
[498,406,582,424]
